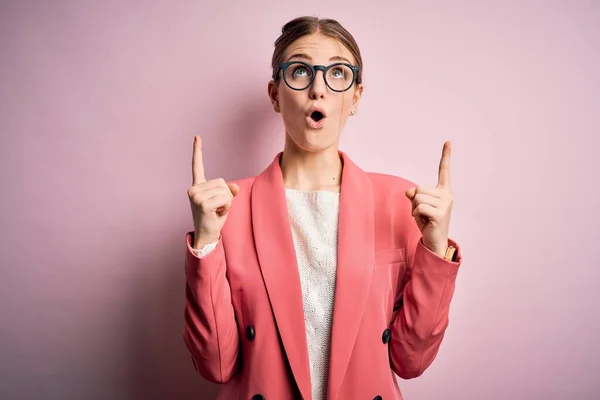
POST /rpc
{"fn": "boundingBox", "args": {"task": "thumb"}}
[405,187,416,200]
[228,182,240,197]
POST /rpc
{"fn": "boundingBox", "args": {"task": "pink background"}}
[1,1,599,399]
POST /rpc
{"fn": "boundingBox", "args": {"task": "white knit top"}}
[195,188,340,400]
[285,188,339,400]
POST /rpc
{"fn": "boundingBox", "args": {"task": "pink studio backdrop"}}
[1,1,599,399]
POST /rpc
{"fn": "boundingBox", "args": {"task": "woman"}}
[183,16,462,400]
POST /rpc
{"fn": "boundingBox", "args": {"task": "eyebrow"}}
[285,53,352,64]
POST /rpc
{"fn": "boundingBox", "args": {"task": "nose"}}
[309,70,326,100]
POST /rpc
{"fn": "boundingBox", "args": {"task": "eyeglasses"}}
[274,61,360,92]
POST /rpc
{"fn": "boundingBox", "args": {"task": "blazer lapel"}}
[251,153,312,400]
[327,152,375,400]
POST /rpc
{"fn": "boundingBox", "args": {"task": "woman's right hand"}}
[188,136,239,248]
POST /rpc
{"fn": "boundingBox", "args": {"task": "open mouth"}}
[306,106,327,128]
[310,111,324,122]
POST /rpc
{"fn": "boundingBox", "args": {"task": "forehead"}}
[283,33,355,64]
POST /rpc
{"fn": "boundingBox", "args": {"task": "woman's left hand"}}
[405,141,453,258]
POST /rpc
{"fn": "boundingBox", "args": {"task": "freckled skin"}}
[268,33,364,155]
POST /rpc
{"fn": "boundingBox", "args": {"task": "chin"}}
[294,131,339,153]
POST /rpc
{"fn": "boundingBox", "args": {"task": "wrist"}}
[422,238,448,257]
[193,232,220,249]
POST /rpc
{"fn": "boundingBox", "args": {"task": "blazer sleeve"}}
[183,232,240,383]
[388,221,462,379]
[193,240,219,257]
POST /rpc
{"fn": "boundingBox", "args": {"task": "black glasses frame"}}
[273,61,360,92]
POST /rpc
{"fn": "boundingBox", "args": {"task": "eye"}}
[292,66,310,77]
[331,67,344,78]
[329,65,351,81]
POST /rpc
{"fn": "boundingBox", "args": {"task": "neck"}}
[280,140,342,192]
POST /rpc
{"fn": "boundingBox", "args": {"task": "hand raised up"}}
[187,136,239,248]
[405,141,453,257]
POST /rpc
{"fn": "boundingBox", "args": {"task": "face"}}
[268,33,363,153]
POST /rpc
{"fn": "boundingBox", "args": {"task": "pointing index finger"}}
[437,141,451,189]
[192,136,206,184]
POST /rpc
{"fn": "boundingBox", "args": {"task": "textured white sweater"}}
[195,188,340,400]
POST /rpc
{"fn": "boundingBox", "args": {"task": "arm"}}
[183,232,240,383]
[388,222,462,379]
[193,240,218,257]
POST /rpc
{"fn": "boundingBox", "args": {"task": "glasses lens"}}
[325,64,355,91]
[283,62,356,91]
[284,62,313,90]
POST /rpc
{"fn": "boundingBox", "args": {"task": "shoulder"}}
[220,176,256,231]
[366,171,417,197]
[365,171,417,226]
[364,171,418,246]
[224,176,255,213]
[229,176,256,193]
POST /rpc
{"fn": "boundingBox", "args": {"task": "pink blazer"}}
[183,151,462,400]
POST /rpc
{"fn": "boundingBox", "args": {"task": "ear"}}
[352,83,364,109]
[267,80,279,107]
[350,83,364,115]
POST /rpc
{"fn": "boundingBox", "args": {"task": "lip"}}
[306,105,328,119]
[305,106,327,129]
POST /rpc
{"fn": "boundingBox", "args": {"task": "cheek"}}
[279,93,304,117]
[339,92,357,109]
[278,85,300,105]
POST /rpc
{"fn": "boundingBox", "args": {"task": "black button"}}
[374,396,382,400]
[246,325,256,341]
[382,328,391,344]
[251,395,265,400]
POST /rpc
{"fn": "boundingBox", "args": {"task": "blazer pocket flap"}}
[375,248,406,266]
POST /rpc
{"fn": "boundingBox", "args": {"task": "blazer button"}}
[245,325,256,341]
[251,395,265,400]
[374,396,383,400]
[382,328,391,344]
